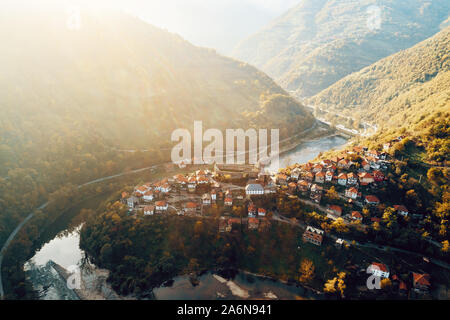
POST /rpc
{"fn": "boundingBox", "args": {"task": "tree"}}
[324,272,346,298]
[326,186,339,200]
[298,259,315,284]
[380,278,392,290]
[442,240,450,253]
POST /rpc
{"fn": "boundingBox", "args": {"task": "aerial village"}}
[120,136,432,297]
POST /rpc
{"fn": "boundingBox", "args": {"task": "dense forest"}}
[233,0,450,97]
[311,27,450,155]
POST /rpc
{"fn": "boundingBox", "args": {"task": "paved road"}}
[0,164,163,299]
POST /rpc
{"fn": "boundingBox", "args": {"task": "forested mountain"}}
[310,27,449,161]
[0,7,313,247]
[233,0,450,97]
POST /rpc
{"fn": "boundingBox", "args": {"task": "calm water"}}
[24,135,347,300]
[267,135,348,173]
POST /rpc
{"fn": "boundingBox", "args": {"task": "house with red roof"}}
[315,171,326,184]
[303,226,324,246]
[359,172,375,184]
[327,205,343,217]
[345,187,359,200]
[412,273,431,292]
[365,195,380,205]
[224,197,233,206]
[155,201,168,212]
[394,205,409,217]
[248,204,257,218]
[258,208,267,217]
[347,172,358,185]
[368,262,390,279]
[351,211,363,221]
[337,173,347,186]
[143,206,155,216]
[373,170,385,182]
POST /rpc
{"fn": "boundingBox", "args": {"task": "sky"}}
[122,0,301,54]
[4,0,300,54]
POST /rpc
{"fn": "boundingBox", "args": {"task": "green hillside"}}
[233,0,450,98]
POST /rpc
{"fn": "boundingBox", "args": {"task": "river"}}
[24,135,347,300]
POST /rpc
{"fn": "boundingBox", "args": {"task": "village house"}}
[144,206,155,216]
[248,218,259,230]
[394,205,409,217]
[312,164,324,173]
[248,204,257,218]
[361,161,371,171]
[202,194,211,205]
[297,180,310,193]
[351,211,363,221]
[245,182,265,196]
[224,197,233,206]
[184,202,197,214]
[136,186,149,195]
[310,184,323,203]
[258,208,266,217]
[366,150,380,159]
[383,143,392,151]
[367,156,381,170]
[127,196,139,209]
[365,195,380,206]
[327,205,342,217]
[143,191,154,202]
[155,201,168,212]
[303,226,324,246]
[290,168,301,181]
[197,176,209,185]
[338,159,351,170]
[305,172,315,182]
[373,170,385,182]
[288,182,297,193]
[368,262,390,279]
[277,173,288,186]
[315,171,326,184]
[345,187,359,200]
[325,170,333,182]
[359,172,375,185]
[188,177,197,192]
[337,173,347,186]
[161,183,171,193]
[412,273,431,293]
[347,172,358,185]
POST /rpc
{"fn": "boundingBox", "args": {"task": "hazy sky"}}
[123,0,300,54]
[4,0,300,53]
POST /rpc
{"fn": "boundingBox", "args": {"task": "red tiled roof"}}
[365,195,380,203]
[413,273,431,287]
[185,202,197,209]
[329,205,342,214]
[394,205,408,212]
[352,211,363,219]
[371,262,388,272]
[155,201,167,207]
